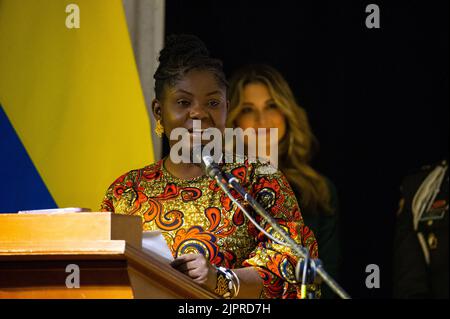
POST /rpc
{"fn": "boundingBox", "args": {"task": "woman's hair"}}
[227,64,333,215]
[153,34,228,100]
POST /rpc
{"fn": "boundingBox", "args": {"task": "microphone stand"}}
[221,171,351,299]
[197,150,351,299]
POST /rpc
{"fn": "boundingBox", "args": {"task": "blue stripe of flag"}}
[0,104,57,213]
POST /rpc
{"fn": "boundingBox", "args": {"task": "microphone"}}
[192,144,350,298]
[201,154,223,180]
[191,144,223,179]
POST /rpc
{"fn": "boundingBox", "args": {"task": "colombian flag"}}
[0,0,154,212]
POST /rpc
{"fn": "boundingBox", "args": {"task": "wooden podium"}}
[0,212,217,299]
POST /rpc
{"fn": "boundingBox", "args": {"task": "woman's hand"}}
[170,253,217,292]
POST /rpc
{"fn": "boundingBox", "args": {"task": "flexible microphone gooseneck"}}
[193,147,351,299]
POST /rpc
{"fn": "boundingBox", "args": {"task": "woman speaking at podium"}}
[100,34,319,299]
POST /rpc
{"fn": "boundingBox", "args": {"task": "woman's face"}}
[154,69,228,148]
[235,82,287,143]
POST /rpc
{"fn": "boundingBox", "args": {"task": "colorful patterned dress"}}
[100,158,320,298]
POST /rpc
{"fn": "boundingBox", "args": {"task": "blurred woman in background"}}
[227,64,341,298]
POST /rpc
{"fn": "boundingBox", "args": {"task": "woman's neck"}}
[164,156,205,180]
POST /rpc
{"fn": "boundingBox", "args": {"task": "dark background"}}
[165,0,449,298]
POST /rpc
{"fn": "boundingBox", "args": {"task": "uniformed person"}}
[393,160,449,298]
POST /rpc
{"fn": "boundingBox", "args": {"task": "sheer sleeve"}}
[241,162,320,299]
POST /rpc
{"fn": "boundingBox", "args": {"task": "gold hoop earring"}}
[155,119,164,138]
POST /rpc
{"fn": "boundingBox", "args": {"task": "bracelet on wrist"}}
[214,266,240,299]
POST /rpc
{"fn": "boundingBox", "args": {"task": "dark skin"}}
[152,69,263,298]
[153,69,227,180]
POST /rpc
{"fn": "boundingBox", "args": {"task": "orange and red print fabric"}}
[101,158,319,298]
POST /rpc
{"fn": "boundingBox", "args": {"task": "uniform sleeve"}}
[241,163,320,299]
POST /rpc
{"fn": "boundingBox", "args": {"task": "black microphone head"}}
[202,154,222,179]
[191,143,223,179]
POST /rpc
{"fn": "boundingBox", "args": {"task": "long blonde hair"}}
[227,64,333,215]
